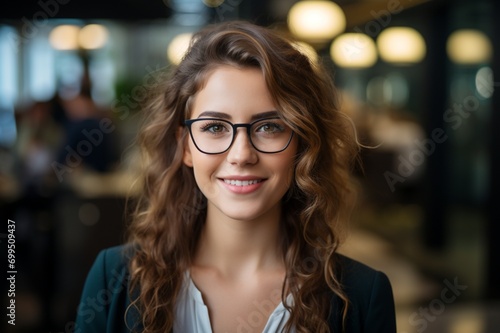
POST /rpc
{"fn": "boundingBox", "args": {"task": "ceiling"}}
[2,0,434,25]
[1,0,173,20]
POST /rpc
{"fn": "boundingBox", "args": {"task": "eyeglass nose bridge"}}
[228,123,255,149]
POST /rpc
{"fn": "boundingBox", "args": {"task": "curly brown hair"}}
[126,20,358,333]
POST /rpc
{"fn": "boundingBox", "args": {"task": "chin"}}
[221,204,279,223]
[223,211,262,222]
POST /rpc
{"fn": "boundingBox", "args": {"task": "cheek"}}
[190,154,222,197]
[274,153,297,190]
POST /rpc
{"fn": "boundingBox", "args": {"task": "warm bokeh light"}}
[447,29,492,65]
[330,33,377,68]
[167,32,193,65]
[78,24,109,50]
[292,41,319,65]
[49,25,81,50]
[377,27,426,64]
[287,0,346,43]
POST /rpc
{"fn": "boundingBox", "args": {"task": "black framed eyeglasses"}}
[184,117,294,154]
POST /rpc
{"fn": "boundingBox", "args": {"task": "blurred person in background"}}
[54,72,119,178]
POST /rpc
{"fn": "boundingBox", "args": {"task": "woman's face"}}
[183,65,298,223]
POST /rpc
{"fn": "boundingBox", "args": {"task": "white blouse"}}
[174,272,294,333]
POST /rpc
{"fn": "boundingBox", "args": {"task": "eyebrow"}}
[197,110,280,121]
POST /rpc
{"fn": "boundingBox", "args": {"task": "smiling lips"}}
[220,178,265,194]
[223,179,262,186]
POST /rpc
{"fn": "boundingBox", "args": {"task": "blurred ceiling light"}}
[202,0,224,7]
[79,24,109,50]
[377,27,426,64]
[292,41,319,65]
[330,33,377,68]
[167,32,193,65]
[447,29,492,65]
[49,25,80,50]
[287,1,346,44]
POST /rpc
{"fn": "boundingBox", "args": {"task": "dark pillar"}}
[486,0,500,299]
[422,3,449,250]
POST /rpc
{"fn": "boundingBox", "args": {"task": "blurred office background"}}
[1,0,499,332]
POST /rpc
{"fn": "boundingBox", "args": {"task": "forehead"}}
[189,65,277,120]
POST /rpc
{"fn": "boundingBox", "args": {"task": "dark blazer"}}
[74,245,397,333]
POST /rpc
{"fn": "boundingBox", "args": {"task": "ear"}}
[178,126,193,167]
[183,145,193,167]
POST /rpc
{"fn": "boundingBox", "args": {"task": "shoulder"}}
[84,244,134,287]
[337,254,394,301]
[74,244,137,333]
[328,254,397,333]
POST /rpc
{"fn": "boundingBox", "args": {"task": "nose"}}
[226,128,258,165]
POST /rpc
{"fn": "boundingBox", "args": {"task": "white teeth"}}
[224,179,262,186]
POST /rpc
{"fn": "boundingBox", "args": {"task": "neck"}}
[193,205,284,278]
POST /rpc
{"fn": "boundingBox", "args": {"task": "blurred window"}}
[27,34,56,101]
[0,26,18,147]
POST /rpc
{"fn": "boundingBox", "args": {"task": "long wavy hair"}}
[126,20,358,333]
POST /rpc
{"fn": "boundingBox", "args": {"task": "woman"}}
[75,21,396,333]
